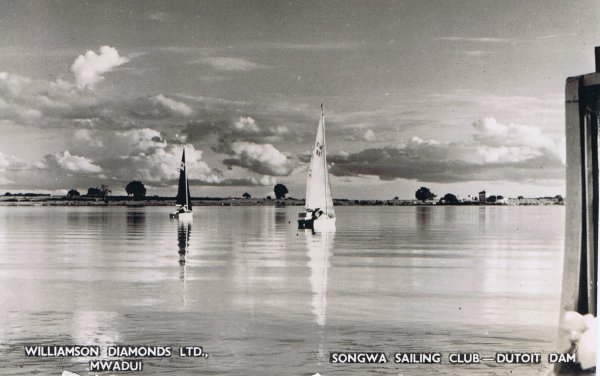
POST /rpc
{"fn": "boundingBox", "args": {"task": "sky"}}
[0,0,598,199]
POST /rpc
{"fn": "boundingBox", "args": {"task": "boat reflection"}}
[177,221,191,305]
[305,230,335,327]
[177,221,191,268]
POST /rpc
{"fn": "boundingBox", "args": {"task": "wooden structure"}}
[559,47,599,351]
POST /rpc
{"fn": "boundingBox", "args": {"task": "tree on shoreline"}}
[441,193,459,204]
[67,189,80,198]
[274,184,288,199]
[415,187,435,203]
[87,187,102,197]
[125,181,147,201]
[87,185,111,199]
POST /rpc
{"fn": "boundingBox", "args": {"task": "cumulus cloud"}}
[0,152,12,170]
[68,128,281,188]
[70,129,204,183]
[71,46,129,89]
[473,117,556,149]
[0,71,32,95]
[233,116,260,132]
[222,141,291,176]
[0,72,54,123]
[39,150,103,173]
[110,145,210,183]
[71,128,254,187]
[0,69,204,130]
[196,57,264,72]
[75,125,289,186]
[74,129,104,148]
[191,174,276,187]
[152,94,193,117]
[74,128,167,157]
[0,61,297,191]
[184,115,291,151]
[0,151,26,185]
[363,129,376,142]
[471,118,564,164]
[327,118,564,183]
[117,128,167,151]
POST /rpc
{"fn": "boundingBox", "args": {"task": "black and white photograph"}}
[0,1,597,375]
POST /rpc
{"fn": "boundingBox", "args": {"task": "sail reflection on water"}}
[178,221,191,267]
[305,230,335,327]
[177,221,191,305]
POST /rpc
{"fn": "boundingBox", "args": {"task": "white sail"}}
[305,107,335,218]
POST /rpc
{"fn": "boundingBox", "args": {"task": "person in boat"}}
[311,208,323,220]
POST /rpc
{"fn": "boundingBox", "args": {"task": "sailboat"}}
[298,104,336,231]
[170,148,193,220]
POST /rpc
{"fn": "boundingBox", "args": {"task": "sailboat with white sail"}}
[298,104,336,232]
[170,148,193,220]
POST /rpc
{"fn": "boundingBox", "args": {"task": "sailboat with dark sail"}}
[170,148,193,220]
[298,104,336,232]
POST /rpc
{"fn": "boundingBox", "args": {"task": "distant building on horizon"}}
[478,190,486,203]
[506,197,563,206]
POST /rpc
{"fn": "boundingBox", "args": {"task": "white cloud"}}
[0,71,32,95]
[437,36,513,43]
[223,141,291,176]
[117,128,167,151]
[363,129,376,142]
[190,174,277,187]
[116,145,210,183]
[152,94,193,117]
[242,41,361,51]
[196,57,264,72]
[327,117,564,183]
[462,50,492,57]
[74,128,167,157]
[74,129,104,148]
[0,152,11,170]
[472,117,558,150]
[475,146,539,163]
[0,151,25,185]
[228,116,289,138]
[43,150,103,173]
[71,46,129,89]
[233,116,260,132]
[258,175,277,186]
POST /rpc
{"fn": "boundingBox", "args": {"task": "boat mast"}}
[184,149,188,210]
[321,103,327,216]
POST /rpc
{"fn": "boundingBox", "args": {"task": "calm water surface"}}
[0,205,564,375]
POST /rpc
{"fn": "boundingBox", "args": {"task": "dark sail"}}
[186,177,192,210]
[175,149,189,208]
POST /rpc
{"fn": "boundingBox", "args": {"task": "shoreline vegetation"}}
[0,194,564,207]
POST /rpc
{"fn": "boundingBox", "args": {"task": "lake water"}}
[0,205,564,375]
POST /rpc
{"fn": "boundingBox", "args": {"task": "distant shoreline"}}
[0,196,564,207]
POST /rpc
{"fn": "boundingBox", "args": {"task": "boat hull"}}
[298,216,336,232]
[170,211,193,221]
[298,218,312,229]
